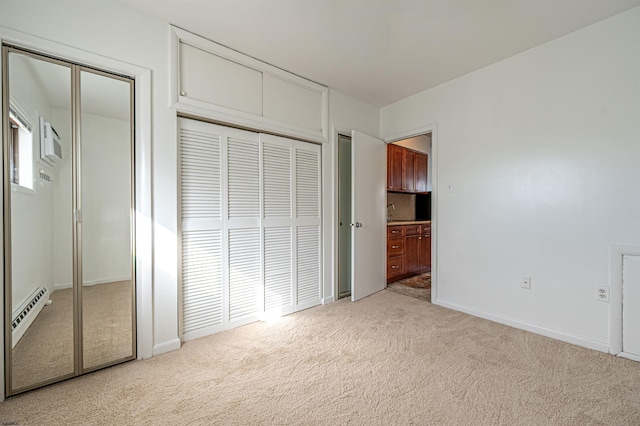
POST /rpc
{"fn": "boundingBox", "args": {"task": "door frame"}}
[331,126,353,302]
[384,123,438,302]
[609,244,640,359]
[335,130,353,300]
[0,28,153,401]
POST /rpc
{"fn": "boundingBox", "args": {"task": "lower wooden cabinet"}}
[387,223,431,283]
[404,235,420,274]
[419,224,431,273]
[387,257,405,279]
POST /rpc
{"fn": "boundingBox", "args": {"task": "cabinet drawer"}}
[387,226,404,237]
[404,225,421,236]
[387,237,404,257]
[387,257,405,278]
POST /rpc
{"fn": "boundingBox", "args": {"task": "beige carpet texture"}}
[10,281,134,391]
[3,290,640,425]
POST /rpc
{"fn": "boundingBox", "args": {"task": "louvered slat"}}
[263,144,291,218]
[180,128,221,219]
[264,227,292,310]
[296,149,320,217]
[296,225,321,305]
[182,230,223,334]
[228,137,260,218]
[228,228,261,320]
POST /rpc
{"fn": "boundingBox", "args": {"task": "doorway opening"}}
[337,134,352,299]
[385,133,432,303]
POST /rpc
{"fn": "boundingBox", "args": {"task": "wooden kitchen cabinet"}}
[386,144,428,194]
[387,223,431,283]
[404,234,420,274]
[415,153,428,193]
[387,256,405,279]
[403,150,416,192]
[386,226,406,280]
[387,144,403,191]
[419,224,431,273]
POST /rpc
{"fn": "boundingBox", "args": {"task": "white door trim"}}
[610,244,640,356]
[384,124,439,302]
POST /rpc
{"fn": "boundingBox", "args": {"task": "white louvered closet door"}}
[180,118,321,341]
[294,142,322,310]
[227,133,262,326]
[179,118,225,340]
[261,135,294,315]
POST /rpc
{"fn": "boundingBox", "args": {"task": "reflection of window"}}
[9,106,34,191]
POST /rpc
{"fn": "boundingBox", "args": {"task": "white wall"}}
[380,7,640,350]
[0,0,179,361]
[51,107,73,289]
[80,113,132,284]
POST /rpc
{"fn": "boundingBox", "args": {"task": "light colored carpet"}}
[10,281,133,391]
[11,286,75,390]
[3,290,640,425]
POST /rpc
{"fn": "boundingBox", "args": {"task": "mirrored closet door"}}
[3,46,136,396]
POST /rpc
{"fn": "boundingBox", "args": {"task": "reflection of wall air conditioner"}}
[39,116,62,166]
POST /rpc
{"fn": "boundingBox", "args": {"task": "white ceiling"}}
[119,0,640,107]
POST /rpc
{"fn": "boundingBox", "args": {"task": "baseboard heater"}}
[11,287,48,348]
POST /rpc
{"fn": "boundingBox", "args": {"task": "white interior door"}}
[623,254,640,359]
[351,131,387,301]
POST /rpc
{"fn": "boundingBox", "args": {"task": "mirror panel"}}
[6,51,74,391]
[80,70,134,370]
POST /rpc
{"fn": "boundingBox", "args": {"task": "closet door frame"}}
[2,45,137,396]
[0,30,152,402]
[76,65,137,375]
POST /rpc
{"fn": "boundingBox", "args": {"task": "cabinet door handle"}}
[391,265,399,269]
[391,230,399,234]
[418,237,421,240]
[391,245,399,249]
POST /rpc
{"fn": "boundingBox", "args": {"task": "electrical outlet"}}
[521,276,531,290]
[597,286,610,302]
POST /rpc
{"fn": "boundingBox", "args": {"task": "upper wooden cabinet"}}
[387,144,429,194]
[403,150,416,192]
[171,27,329,143]
[387,144,404,191]
[415,152,428,193]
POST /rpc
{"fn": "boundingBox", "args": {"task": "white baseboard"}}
[322,296,335,305]
[54,276,132,291]
[433,298,609,353]
[152,338,181,356]
[83,276,132,286]
[54,282,72,291]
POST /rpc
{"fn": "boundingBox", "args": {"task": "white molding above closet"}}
[170,26,329,144]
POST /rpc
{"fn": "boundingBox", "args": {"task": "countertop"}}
[387,220,431,226]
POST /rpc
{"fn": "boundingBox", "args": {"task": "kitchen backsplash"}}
[386,192,415,221]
